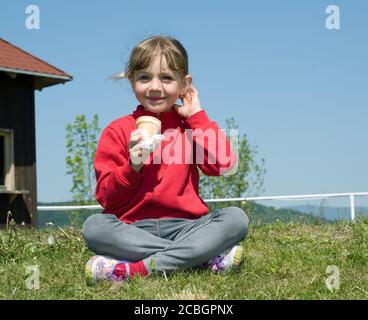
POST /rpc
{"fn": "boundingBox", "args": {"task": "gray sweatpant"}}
[82,206,249,272]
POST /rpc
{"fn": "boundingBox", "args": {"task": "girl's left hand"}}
[174,85,202,118]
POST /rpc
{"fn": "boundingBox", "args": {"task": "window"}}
[0,130,14,190]
[0,135,4,186]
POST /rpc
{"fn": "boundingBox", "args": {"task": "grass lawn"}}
[1,216,368,300]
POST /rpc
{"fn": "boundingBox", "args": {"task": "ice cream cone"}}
[135,116,161,140]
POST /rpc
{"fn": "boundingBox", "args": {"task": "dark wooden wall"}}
[0,72,37,227]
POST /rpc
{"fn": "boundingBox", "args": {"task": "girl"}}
[82,35,249,282]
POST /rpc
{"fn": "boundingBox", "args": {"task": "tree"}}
[65,114,100,205]
[199,117,266,212]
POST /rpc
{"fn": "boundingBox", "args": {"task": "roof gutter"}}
[0,67,72,81]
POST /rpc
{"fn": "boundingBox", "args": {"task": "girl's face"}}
[131,54,191,113]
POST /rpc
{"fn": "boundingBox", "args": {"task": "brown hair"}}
[120,35,189,84]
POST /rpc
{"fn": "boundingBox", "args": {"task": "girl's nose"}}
[149,77,162,91]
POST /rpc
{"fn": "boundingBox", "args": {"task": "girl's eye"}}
[138,75,173,81]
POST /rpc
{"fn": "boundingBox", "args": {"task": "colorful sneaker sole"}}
[230,245,243,269]
[85,255,121,283]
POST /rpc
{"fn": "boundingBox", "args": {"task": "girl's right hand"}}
[128,129,151,171]
[129,129,143,171]
[129,129,143,151]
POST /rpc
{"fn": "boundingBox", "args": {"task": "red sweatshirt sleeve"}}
[185,110,238,176]
[94,126,143,210]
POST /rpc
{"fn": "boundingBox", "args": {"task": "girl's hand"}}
[128,129,150,172]
[174,85,202,118]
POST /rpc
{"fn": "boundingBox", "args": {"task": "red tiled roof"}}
[0,38,72,80]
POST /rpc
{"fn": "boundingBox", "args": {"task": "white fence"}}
[37,191,368,222]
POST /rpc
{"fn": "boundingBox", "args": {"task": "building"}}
[0,38,72,227]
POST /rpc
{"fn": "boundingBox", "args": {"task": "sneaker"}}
[204,244,244,273]
[85,255,129,283]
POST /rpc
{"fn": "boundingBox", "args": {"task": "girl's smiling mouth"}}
[147,97,166,101]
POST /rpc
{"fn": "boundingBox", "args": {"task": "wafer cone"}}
[135,116,161,140]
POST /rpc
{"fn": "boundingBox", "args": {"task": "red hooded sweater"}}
[94,105,237,224]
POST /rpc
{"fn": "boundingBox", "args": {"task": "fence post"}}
[350,194,355,222]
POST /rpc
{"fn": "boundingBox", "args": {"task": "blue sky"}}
[1,0,367,208]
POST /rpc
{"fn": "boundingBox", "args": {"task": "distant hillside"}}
[239,201,328,225]
[281,205,368,221]
[37,200,327,228]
